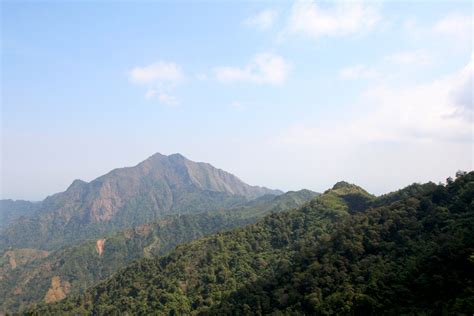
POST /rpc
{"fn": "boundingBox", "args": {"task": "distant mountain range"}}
[0,200,40,231]
[0,153,281,251]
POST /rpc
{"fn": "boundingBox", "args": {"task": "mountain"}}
[0,153,281,251]
[0,200,40,231]
[0,190,316,314]
[31,172,474,315]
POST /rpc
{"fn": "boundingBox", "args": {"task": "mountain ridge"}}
[0,200,41,232]
[0,153,281,251]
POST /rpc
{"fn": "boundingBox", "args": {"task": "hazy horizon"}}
[2,0,473,200]
[1,150,470,201]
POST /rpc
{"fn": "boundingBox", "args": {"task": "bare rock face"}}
[6,251,16,270]
[95,239,106,256]
[44,276,70,304]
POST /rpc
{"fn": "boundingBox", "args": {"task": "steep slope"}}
[0,248,49,278]
[0,153,280,251]
[31,172,474,315]
[0,190,316,314]
[0,200,40,231]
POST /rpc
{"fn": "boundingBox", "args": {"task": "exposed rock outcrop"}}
[95,239,106,256]
[44,276,70,304]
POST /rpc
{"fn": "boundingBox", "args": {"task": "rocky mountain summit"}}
[0,153,280,251]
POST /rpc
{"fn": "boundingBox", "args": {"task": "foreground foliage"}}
[29,172,474,315]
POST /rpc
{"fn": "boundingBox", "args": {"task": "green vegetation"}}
[0,200,40,231]
[0,190,316,314]
[29,172,474,315]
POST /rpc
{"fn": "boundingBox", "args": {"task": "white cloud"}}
[244,9,279,30]
[158,93,179,107]
[214,53,291,85]
[385,49,432,66]
[144,89,178,106]
[278,56,473,147]
[449,55,473,122]
[402,13,472,53]
[271,58,473,194]
[286,0,380,39]
[340,64,379,80]
[433,13,472,39]
[129,60,184,105]
[340,50,432,82]
[130,61,183,84]
[145,88,157,100]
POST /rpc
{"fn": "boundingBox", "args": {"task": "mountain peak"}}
[68,179,87,190]
[140,152,280,198]
[331,181,353,190]
[330,181,368,194]
[168,153,185,159]
[146,152,167,161]
[319,181,374,213]
[0,152,281,251]
[143,152,187,165]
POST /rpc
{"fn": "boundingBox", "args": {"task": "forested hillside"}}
[0,200,40,231]
[1,190,316,314]
[30,171,474,315]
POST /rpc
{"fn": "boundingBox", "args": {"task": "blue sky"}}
[2,0,473,200]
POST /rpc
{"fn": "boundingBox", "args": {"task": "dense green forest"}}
[28,172,474,315]
[1,190,316,314]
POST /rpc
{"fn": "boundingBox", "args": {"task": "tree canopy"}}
[28,172,474,315]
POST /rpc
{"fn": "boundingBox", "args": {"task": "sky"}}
[1,0,473,200]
